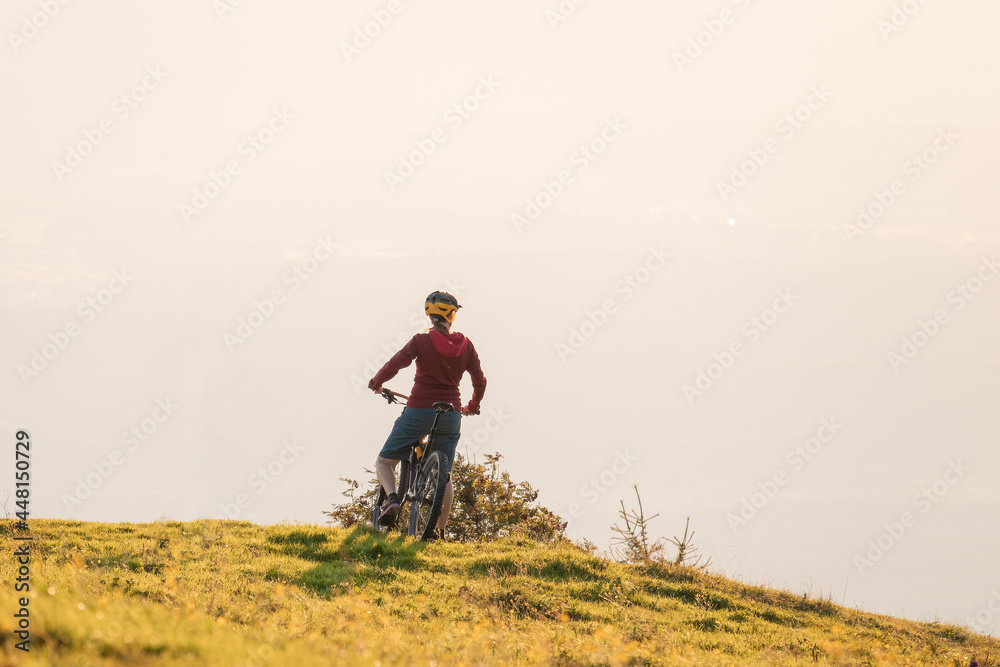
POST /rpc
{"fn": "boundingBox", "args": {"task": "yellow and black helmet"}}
[425,291,462,323]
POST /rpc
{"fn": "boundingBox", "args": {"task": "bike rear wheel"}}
[408,451,448,540]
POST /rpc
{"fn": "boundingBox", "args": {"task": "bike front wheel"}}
[408,451,448,540]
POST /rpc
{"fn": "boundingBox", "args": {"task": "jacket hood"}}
[429,329,468,358]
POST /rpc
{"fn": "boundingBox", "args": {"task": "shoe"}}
[379,494,400,527]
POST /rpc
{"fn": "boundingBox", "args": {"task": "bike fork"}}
[404,463,419,503]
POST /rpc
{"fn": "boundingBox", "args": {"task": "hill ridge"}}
[1,519,995,666]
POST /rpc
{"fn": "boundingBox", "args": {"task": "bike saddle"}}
[432,401,455,413]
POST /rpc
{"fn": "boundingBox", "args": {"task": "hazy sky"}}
[3,0,999,636]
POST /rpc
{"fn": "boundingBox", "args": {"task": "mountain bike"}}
[371,388,453,540]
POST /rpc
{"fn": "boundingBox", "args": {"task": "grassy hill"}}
[1,520,995,666]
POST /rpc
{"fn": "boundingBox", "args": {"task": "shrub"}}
[324,452,567,542]
[610,485,711,569]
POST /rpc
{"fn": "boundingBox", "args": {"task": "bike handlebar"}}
[381,388,408,404]
[379,387,478,415]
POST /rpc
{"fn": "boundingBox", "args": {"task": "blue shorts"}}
[378,407,462,473]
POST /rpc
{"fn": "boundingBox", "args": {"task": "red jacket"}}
[369,330,487,412]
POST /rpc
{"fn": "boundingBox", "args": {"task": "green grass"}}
[1,519,995,666]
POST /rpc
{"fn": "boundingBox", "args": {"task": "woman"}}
[368,290,487,537]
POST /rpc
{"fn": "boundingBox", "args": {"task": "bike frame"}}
[378,389,455,534]
[403,403,452,500]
